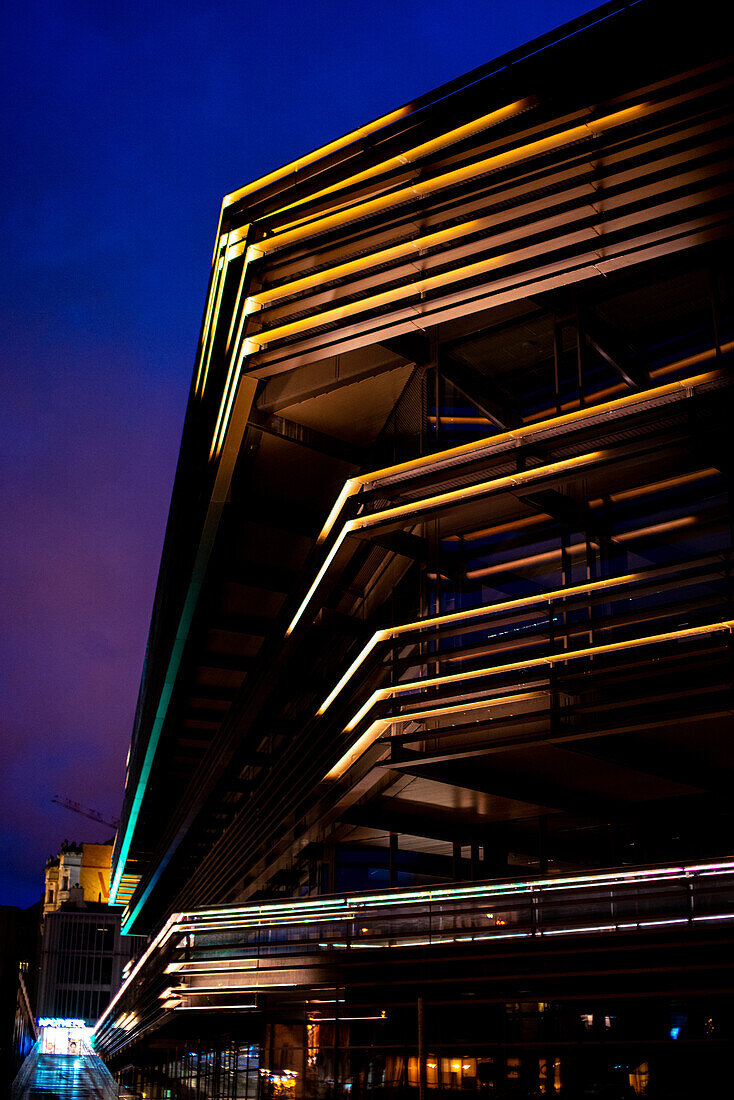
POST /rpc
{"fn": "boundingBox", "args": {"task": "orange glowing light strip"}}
[325,691,543,780]
[211,351,247,459]
[223,105,413,209]
[361,449,607,529]
[466,516,698,579]
[287,448,609,638]
[316,369,722,543]
[589,467,717,507]
[347,619,734,732]
[266,99,533,220]
[317,559,696,716]
[292,373,726,635]
[198,247,231,398]
[650,340,734,379]
[239,177,731,350]
[249,103,648,259]
[211,230,265,459]
[328,619,734,777]
[247,216,499,311]
[249,120,734,314]
[194,244,227,396]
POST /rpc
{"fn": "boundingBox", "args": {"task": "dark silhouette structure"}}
[96,2,734,1095]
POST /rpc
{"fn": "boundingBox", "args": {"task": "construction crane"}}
[51,796,119,832]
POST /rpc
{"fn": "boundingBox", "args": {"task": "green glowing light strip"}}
[112,376,259,919]
[184,859,734,925]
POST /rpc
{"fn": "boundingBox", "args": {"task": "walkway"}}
[12,1052,118,1099]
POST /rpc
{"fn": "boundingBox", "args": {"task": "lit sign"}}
[37,1018,86,1029]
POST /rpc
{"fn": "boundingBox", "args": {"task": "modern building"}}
[96,1,734,1096]
[36,893,138,1029]
[36,841,143,1039]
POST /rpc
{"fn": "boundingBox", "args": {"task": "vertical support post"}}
[576,310,585,408]
[538,817,548,875]
[389,833,398,887]
[432,329,440,444]
[709,265,721,360]
[417,997,427,1100]
[553,321,563,416]
[452,843,462,881]
[334,991,340,1100]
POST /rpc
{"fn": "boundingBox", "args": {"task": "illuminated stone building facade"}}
[43,841,113,918]
[96,2,734,1096]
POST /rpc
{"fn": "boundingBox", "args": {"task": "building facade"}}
[43,840,113,918]
[36,899,135,1027]
[96,2,734,1096]
[37,843,142,1035]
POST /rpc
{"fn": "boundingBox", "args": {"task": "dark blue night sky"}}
[0,0,598,907]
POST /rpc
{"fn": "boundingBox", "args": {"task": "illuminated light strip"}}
[343,617,734,733]
[239,179,734,351]
[257,75,734,256]
[177,910,357,932]
[445,512,546,543]
[248,217,492,312]
[197,861,734,920]
[223,105,412,208]
[523,341,733,424]
[329,618,734,778]
[524,382,627,422]
[311,1015,386,1021]
[268,99,533,220]
[192,898,349,919]
[650,339,734,379]
[211,227,257,459]
[95,869,734,1032]
[111,872,142,906]
[542,924,616,936]
[196,236,234,398]
[287,526,350,634]
[200,258,229,398]
[174,962,259,972]
[249,103,649,259]
[316,369,723,543]
[589,467,717,507]
[175,1003,257,1010]
[174,864,734,926]
[211,347,248,459]
[251,125,734,317]
[687,862,734,873]
[465,516,697,580]
[323,690,545,779]
[253,161,730,331]
[194,247,226,396]
[169,986,263,995]
[114,374,258,929]
[225,233,254,352]
[95,911,185,1032]
[289,446,609,636]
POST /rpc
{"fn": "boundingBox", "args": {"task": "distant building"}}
[37,894,137,1027]
[43,840,113,918]
[37,842,143,1031]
